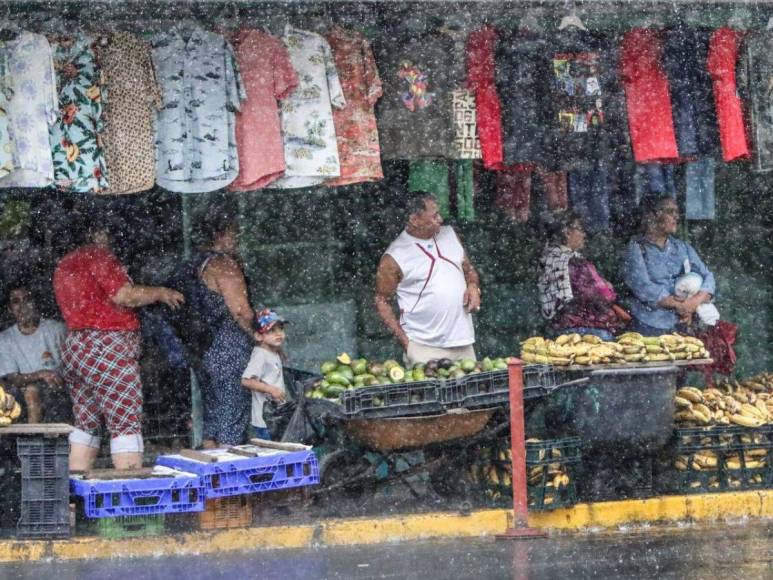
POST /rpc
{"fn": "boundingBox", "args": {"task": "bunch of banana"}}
[673,384,772,428]
[617,332,710,363]
[521,333,623,366]
[0,385,22,427]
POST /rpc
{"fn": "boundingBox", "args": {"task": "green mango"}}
[460,359,476,372]
[320,361,337,375]
[412,368,426,381]
[494,360,508,371]
[336,365,355,380]
[437,368,450,378]
[482,357,494,372]
[351,359,368,376]
[326,372,351,386]
[450,368,467,379]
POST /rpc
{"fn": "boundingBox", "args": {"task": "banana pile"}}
[674,384,772,428]
[520,332,709,366]
[469,440,573,507]
[675,445,768,489]
[520,333,621,366]
[0,385,22,427]
[616,332,710,362]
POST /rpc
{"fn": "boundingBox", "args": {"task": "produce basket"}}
[339,381,444,419]
[438,365,562,410]
[664,425,772,494]
[198,495,253,530]
[82,514,166,539]
[471,437,581,511]
[16,436,70,539]
[156,445,319,499]
[70,466,204,518]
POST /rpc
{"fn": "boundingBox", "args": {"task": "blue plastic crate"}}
[70,466,205,519]
[155,445,320,499]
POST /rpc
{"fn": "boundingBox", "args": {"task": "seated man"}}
[0,284,70,423]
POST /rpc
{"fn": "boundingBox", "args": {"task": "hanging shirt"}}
[620,29,679,163]
[152,26,245,194]
[495,29,552,166]
[661,28,719,158]
[94,31,162,195]
[229,28,298,191]
[0,43,14,178]
[543,28,629,171]
[385,226,475,348]
[324,25,383,187]
[451,89,482,159]
[268,25,344,189]
[707,28,750,163]
[49,34,109,193]
[0,32,57,188]
[95,32,161,195]
[375,30,455,159]
[467,27,504,169]
[743,31,773,172]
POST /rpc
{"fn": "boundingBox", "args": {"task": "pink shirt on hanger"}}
[229,29,299,191]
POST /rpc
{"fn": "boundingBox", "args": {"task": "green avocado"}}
[320,361,337,375]
[336,365,355,380]
[460,359,476,372]
[324,385,346,398]
[326,372,351,386]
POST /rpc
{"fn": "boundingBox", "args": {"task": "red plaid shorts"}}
[61,330,142,437]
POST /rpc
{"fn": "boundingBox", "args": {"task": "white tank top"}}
[385,226,475,348]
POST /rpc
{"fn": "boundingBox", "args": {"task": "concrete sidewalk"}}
[1,490,771,563]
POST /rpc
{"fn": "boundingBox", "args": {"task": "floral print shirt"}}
[324,26,383,187]
[152,26,245,194]
[0,44,14,178]
[0,32,57,188]
[49,34,109,192]
[268,25,345,189]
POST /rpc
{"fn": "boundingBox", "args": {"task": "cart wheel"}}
[318,450,376,502]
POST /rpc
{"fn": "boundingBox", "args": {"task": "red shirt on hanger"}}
[467,26,505,170]
[620,29,679,163]
[707,27,750,162]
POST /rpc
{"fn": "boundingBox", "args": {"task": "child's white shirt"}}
[242,346,285,428]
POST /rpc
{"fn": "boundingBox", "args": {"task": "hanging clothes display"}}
[620,29,679,163]
[451,89,482,159]
[467,26,504,170]
[494,29,552,166]
[0,44,14,178]
[324,25,384,187]
[228,28,298,191]
[685,158,716,220]
[0,32,57,189]
[408,159,475,221]
[268,25,344,189]
[543,27,628,171]
[661,28,719,158]
[152,25,245,194]
[49,34,109,193]
[743,31,773,172]
[493,167,532,223]
[535,167,568,210]
[375,29,455,159]
[568,163,612,234]
[95,31,162,195]
[707,27,750,163]
[633,163,677,202]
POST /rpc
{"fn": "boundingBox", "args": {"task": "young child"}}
[241,308,288,441]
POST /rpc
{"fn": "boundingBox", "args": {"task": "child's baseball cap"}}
[254,308,288,334]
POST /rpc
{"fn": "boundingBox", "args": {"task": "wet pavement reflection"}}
[2,521,771,579]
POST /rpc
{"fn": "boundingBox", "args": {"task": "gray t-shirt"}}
[242,346,285,428]
[0,319,67,377]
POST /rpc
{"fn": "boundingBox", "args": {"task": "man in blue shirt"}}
[622,195,715,335]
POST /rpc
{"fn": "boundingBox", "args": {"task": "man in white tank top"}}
[375,192,481,365]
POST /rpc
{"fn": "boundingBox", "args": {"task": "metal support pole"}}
[181,196,202,449]
[497,358,546,540]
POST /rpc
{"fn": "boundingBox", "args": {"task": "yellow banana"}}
[674,396,692,408]
[730,414,763,427]
[582,335,603,344]
[677,388,704,403]
[555,334,572,346]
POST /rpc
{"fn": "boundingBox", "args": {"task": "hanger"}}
[558,11,587,32]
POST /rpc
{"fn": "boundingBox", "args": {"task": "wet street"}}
[2,521,771,580]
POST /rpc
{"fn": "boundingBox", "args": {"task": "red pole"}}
[496,358,546,540]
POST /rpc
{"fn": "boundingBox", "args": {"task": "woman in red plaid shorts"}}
[53,220,184,471]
